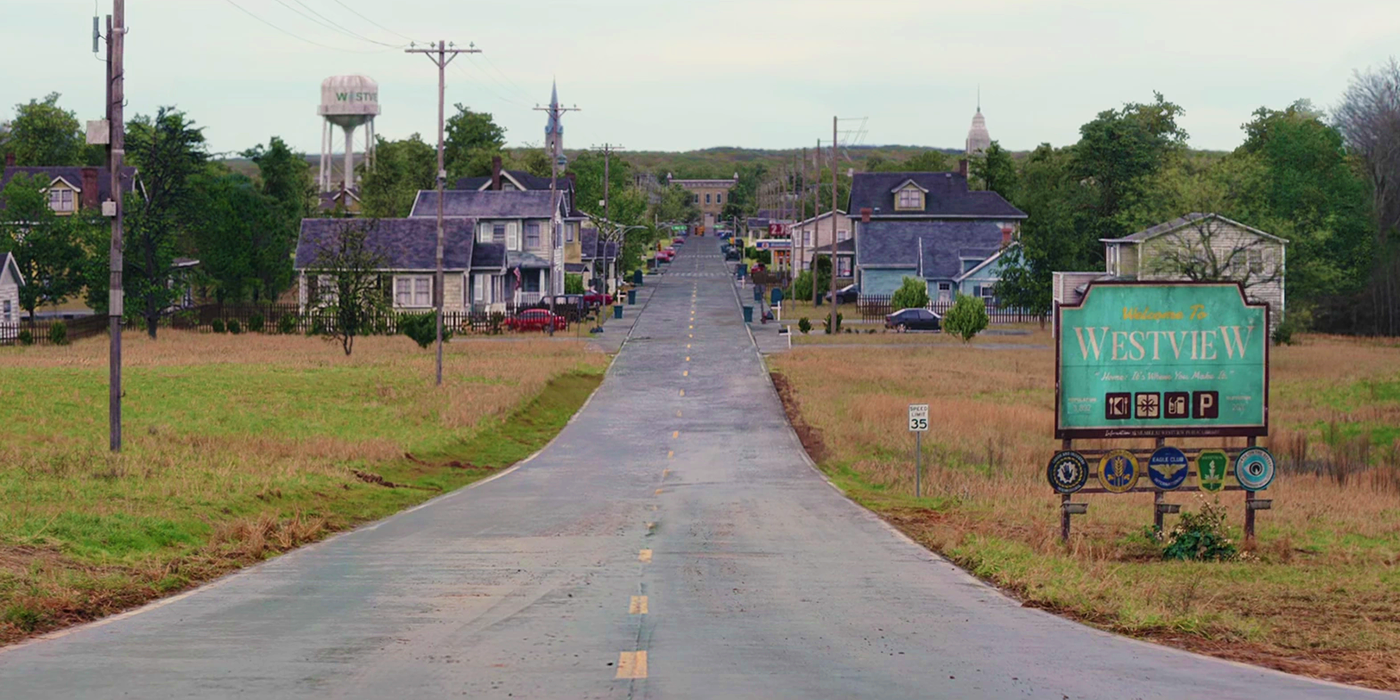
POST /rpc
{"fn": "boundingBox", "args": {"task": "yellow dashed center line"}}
[679,389,685,396]
[672,430,679,438]
[655,488,663,495]
[629,596,649,614]
[667,450,674,459]
[616,651,648,679]
[638,549,652,562]
[683,370,689,377]
[685,357,690,362]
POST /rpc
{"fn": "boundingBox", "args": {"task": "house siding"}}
[863,268,917,296]
[0,262,19,326]
[957,256,1008,299]
[1134,221,1286,323]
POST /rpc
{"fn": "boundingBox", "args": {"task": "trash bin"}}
[736,266,746,280]
[627,289,637,305]
[613,304,623,319]
[742,306,754,323]
[771,288,783,305]
[633,270,643,286]
[753,286,763,302]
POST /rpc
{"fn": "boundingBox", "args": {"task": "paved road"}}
[0,238,1385,699]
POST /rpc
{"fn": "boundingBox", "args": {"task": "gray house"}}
[849,167,1026,299]
[1,251,23,330]
[409,189,567,309]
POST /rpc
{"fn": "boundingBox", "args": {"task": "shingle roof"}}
[471,242,506,271]
[579,227,618,261]
[812,238,856,255]
[1104,212,1288,244]
[857,220,1008,280]
[0,166,138,210]
[295,218,476,270]
[454,171,585,218]
[410,189,561,219]
[848,171,1025,219]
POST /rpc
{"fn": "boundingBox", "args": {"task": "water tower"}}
[318,75,380,193]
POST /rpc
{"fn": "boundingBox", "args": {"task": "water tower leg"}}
[319,121,330,192]
[343,126,355,192]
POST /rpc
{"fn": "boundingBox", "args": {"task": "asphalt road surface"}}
[0,237,1386,699]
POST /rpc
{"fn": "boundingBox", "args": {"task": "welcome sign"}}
[1056,282,1268,439]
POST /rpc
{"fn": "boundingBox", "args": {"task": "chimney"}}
[958,159,968,178]
[3,152,13,168]
[81,167,100,210]
[1002,226,1014,247]
[490,156,502,190]
[860,207,872,223]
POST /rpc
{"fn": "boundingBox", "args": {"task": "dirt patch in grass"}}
[770,335,1400,690]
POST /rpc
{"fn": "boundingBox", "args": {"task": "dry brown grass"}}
[771,333,1400,689]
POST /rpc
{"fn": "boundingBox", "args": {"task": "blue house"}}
[849,167,1026,301]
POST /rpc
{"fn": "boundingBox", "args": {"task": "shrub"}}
[247,314,265,333]
[755,249,772,265]
[48,321,68,346]
[822,312,843,334]
[17,329,34,346]
[943,293,989,342]
[399,311,451,349]
[890,276,930,310]
[1272,315,1298,346]
[792,271,813,301]
[277,313,297,334]
[487,311,506,335]
[211,318,226,334]
[1160,499,1239,562]
[227,319,243,335]
[565,273,585,294]
[797,317,812,334]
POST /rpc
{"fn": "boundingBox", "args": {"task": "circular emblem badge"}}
[1234,447,1276,491]
[1097,449,1140,493]
[1147,446,1189,490]
[1047,451,1090,494]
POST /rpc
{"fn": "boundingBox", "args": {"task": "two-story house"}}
[579,226,620,293]
[455,157,587,261]
[848,164,1026,300]
[790,209,855,276]
[409,189,568,310]
[1,162,139,216]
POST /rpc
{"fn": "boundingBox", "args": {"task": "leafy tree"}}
[5,93,97,166]
[1338,59,1400,335]
[399,311,449,349]
[564,273,584,294]
[242,136,312,300]
[123,107,209,337]
[942,292,989,342]
[792,270,812,302]
[970,141,1017,199]
[511,148,552,178]
[0,174,93,320]
[444,105,506,182]
[310,220,389,355]
[994,144,1094,315]
[1073,92,1188,238]
[567,150,633,217]
[890,276,930,310]
[722,162,766,220]
[360,134,435,218]
[655,184,700,223]
[904,150,951,172]
[190,172,270,302]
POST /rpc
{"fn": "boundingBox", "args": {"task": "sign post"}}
[909,404,929,498]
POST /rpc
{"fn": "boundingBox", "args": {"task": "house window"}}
[566,224,575,242]
[705,194,712,204]
[803,231,812,246]
[896,187,922,210]
[837,229,849,242]
[506,223,520,251]
[837,258,851,277]
[716,193,723,204]
[2,299,10,323]
[316,275,338,305]
[395,275,432,307]
[492,223,506,244]
[526,222,541,249]
[473,274,489,303]
[48,188,74,212]
[1248,249,1264,274]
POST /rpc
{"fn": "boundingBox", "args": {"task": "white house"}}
[1,251,25,341]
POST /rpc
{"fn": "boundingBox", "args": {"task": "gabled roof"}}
[856,219,1008,280]
[471,242,507,271]
[1,251,24,287]
[455,170,562,192]
[579,227,619,261]
[295,218,476,271]
[848,171,1025,220]
[811,238,856,255]
[0,166,139,210]
[792,209,848,227]
[954,243,1017,283]
[409,189,562,220]
[1103,212,1289,244]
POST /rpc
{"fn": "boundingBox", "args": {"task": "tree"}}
[1073,93,1188,238]
[904,150,951,172]
[792,270,813,302]
[444,105,506,182]
[190,172,270,302]
[123,107,209,337]
[1338,59,1400,335]
[311,220,389,355]
[565,273,584,294]
[360,134,435,218]
[568,150,633,217]
[1140,214,1284,291]
[994,143,1095,316]
[0,174,93,320]
[943,293,989,342]
[5,93,97,166]
[511,147,552,178]
[970,141,1017,199]
[890,276,930,310]
[655,184,700,223]
[242,136,312,300]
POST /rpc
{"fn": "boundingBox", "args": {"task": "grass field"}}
[770,331,1400,690]
[0,332,608,645]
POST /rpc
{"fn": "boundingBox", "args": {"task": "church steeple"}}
[966,90,991,156]
[544,80,564,159]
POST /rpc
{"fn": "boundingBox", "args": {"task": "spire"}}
[967,91,990,155]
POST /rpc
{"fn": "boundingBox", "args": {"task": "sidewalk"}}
[729,266,793,355]
[585,272,662,354]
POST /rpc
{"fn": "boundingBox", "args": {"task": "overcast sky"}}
[5,0,1398,156]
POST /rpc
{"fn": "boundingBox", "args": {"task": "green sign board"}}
[1056,282,1268,439]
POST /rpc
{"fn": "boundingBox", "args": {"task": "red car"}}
[655,249,675,262]
[583,292,615,306]
[504,309,567,332]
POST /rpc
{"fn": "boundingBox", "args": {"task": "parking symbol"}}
[1105,393,1131,420]
[1135,393,1161,420]
[1193,391,1219,419]
[1165,392,1190,419]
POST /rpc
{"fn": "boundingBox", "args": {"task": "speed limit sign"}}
[908,404,929,432]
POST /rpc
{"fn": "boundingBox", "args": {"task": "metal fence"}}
[852,295,1044,324]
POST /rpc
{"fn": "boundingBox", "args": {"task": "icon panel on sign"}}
[1135,392,1160,420]
[1164,392,1190,419]
[1193,391,1220,419]
[1105,393,1131,420]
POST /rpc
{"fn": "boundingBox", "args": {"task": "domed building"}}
[966,105,991,155]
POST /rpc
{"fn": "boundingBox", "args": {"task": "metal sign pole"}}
[915,431,922,499]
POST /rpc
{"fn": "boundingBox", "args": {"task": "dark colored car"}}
[724,248,741,261]
[824,284,860,304]
[505,309,567,332]
[884,308,941,332]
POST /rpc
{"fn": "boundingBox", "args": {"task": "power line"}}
[287,0,406,48]
[222,0,385,53]
[475,52,534,101]
[332,0,422,43]
[450,60,533,110]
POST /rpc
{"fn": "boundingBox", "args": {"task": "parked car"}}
[505,309,567,332]
[824,284,860,304]
[724,248,741,261]
[583,292,615,306]
[884,308,941,332]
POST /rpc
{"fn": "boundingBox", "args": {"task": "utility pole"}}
[406,40,478,386]
[798,147,806,278]
[813,139,821,306]
[829,117,839,336]
[592,143,624,293]
[106,0,125,452]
